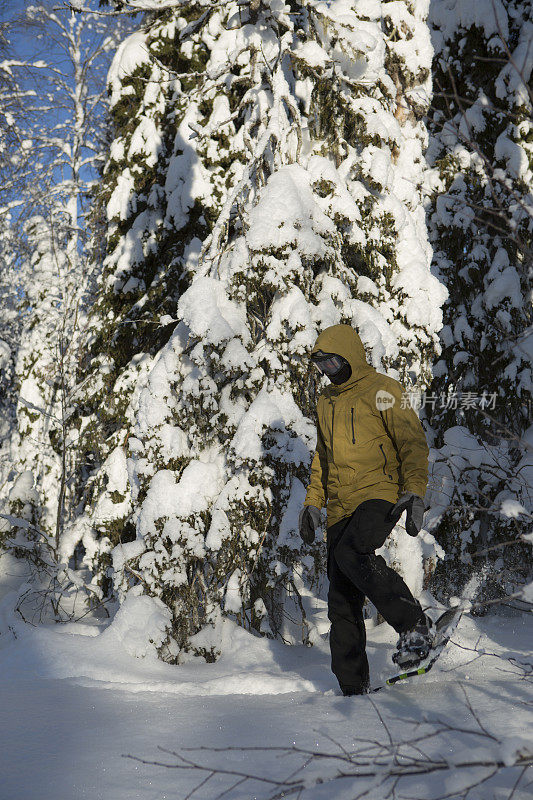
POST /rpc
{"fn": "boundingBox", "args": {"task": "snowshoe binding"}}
[392,612,435,670]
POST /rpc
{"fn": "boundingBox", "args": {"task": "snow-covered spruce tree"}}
[69,6,216,605]
[0,3,124,620]
[78,0,447,660]
[425,1,533,603]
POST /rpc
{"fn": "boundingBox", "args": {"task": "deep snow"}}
[0,594,531,800]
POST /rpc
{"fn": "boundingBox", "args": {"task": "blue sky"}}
[2,1,129,240]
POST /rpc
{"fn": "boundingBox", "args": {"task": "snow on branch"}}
[59,0,225,14]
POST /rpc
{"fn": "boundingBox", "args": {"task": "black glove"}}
[387,493,425,537]
[298,505,321,545]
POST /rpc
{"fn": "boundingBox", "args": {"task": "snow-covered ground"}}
[1,577,531,800]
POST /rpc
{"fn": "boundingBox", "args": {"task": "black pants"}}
[327,499,424,692]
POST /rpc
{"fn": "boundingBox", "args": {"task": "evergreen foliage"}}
[425,0,533,603]
[76,0,446,661]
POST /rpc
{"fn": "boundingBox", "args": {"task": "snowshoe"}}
[373,605,463,692]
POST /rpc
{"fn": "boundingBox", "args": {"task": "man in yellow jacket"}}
[300,324,433,695]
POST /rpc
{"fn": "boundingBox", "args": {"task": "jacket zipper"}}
[331,402,335,459]
[325,385,335,461]
[379,443,393,480]
[351,407,355,444]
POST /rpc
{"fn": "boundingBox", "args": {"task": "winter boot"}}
[392,613,434,670]
[341,680,370,696]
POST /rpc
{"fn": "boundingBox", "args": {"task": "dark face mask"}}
[329,361,352,385]
[311,351,352,385]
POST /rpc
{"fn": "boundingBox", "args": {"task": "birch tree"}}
[0,4,31,542]
[0,1,125,620]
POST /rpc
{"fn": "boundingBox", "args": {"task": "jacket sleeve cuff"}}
[405,484,427,501]
[304,493,324,510]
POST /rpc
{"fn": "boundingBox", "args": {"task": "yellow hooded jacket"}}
[304,324,429,527]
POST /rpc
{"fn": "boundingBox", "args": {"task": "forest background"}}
[0,0,531,664]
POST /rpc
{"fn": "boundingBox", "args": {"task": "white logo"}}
[375,390,395,411]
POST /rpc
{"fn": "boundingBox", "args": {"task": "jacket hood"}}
[311,324,374,390]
